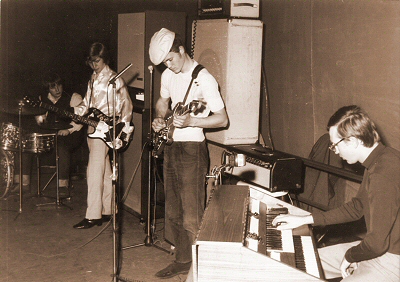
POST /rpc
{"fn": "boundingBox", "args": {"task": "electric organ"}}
[192,185,325,281]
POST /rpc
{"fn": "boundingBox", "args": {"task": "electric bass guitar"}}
[23,96,134,151]
[152,100,204,157]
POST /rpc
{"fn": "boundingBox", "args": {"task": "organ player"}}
[273,105,400,281]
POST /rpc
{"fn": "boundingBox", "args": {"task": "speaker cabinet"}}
[192,19,263,145]
[120,112,143,215]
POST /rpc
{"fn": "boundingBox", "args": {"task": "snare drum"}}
[1,122,20,150]
[22,133,55,153]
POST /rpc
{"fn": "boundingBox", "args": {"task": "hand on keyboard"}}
[272,214,314,230]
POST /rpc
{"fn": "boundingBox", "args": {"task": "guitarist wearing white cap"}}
[149,28,228,279]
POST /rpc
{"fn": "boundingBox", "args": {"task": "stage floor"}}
[1,172,365,282]
[0,175,185,282]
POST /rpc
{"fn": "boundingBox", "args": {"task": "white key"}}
[301,236,320,277]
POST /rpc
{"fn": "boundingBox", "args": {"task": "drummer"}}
[13,71,84,196]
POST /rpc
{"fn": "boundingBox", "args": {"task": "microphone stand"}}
[122,65,170,254]
[108,63,133,282]
[109,79,119,282]
[18,101,23,214]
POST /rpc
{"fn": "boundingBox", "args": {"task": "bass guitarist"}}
[149,28,228,279]
[73,42,133,229]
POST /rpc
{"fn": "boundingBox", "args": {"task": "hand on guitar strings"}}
[152,117,167,132]
[173,113,191,128]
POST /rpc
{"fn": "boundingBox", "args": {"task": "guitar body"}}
[152,114,174,157]
[87,119,126,149]
[152,100,203,157]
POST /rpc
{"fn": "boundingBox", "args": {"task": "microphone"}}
[109,63,133,84]
[148,65,153,73]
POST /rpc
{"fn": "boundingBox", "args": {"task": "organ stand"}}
[192,185,325,282]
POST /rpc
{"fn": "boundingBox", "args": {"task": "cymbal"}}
[1,100,47,115]
[40,121,73,131]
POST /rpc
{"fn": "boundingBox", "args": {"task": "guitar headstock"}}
[23,96,40,107]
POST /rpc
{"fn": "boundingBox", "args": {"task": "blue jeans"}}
[164,141,208,263]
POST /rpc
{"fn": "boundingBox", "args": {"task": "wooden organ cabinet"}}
[193,185,325,281]
[117,11,186,218]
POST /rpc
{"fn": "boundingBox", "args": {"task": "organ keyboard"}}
[192,185,325,282]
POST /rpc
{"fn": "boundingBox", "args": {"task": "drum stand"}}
[1,98,48,215]
[6,102,27,216]
[36,129,72,210]
[17,102,24,214]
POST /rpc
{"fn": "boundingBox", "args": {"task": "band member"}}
[273,105,400,281]
[73,42,133,229]
[36,72,84,195]
[149,28,228,279]
[13,72,84,196]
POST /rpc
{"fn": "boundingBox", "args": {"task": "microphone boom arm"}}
[109,63,133,85]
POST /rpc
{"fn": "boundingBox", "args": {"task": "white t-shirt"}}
[160,62,225,142]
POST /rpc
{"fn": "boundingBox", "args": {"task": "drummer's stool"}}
[35,154,72,199]
[36,155,55,195]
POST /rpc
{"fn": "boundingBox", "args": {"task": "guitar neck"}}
[40,102,98,128]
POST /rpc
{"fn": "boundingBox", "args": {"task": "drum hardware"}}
[0,100,46,116]
[21,133,55,198]
[1,99,46,214]
[1,98,70,212]
[22,133,54,154]
[36,121,73,210]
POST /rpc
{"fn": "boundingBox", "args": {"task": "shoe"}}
[102,214,112,223]
[73,218,102,229]
[155,261,191,279]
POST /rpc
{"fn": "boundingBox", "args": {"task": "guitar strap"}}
[181,64,205,105]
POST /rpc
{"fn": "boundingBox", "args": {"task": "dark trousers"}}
[163,141,208,263]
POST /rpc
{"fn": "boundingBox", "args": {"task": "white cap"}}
[149,28,175,65]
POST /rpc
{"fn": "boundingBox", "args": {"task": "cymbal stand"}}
[36,129,72,210]
[122,66,170,255]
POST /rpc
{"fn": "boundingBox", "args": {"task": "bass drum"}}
[0,149,15,198]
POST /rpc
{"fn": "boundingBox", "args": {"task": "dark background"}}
[1,0,399,158]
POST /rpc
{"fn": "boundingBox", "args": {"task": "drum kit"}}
[1,98,71,212]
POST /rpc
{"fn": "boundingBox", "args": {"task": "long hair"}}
[327,105,380,147]
[86,42,110,65]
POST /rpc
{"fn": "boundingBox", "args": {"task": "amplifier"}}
[198,0,260,19]
[221,144,304,192]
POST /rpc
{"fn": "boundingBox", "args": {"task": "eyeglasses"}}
[329,138,345,152]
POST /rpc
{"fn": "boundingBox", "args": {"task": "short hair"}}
[41,71,62,89]
[327,105,380,147]
[169,33,185,53]
[86,42,110,65]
